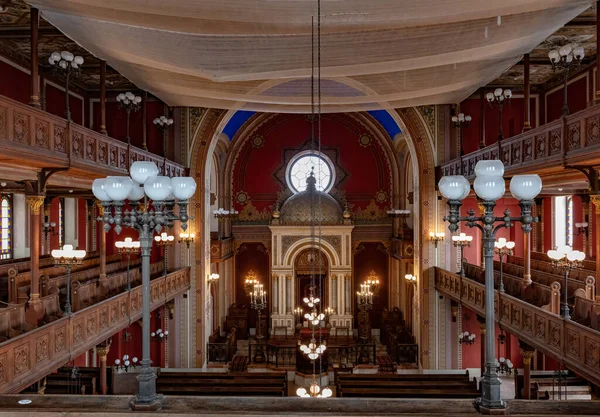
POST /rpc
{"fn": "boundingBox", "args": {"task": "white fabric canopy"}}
[30,0,592,112]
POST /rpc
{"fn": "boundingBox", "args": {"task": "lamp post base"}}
[130,394,164,411]
[478,364,505,412]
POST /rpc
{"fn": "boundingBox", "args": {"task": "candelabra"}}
[250,280,267,362]
[439,160,541,411]
[213,208,239,239]
[154,232,175,276]
[459,331,476,345]
[365,270,381,295]
[548,44,584,116]
[114,354,138,372]
[575,221,589,237]
[115,237,141,291]
[179,232,194,247]
[429,232,445,247]
[151,328,169,342]
[48,51,84,122]
[296,380,332,398]
[51,244,86,315]
[547,245,585,320]
[116,92,142,145]
[495,357,513,375]
[356,283,374,311]
[486,88,512,143]
[92,160,195,409]
[208,273,219,287]
[494,238,515,293]
[244,270,259,295]
[324,307,334,326]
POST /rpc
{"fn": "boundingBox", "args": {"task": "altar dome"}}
[280,173,343,225]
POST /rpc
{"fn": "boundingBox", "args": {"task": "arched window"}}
[1,194,12,260]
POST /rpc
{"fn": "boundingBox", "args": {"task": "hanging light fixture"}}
[299,337,327,360]
[296,380,333,398]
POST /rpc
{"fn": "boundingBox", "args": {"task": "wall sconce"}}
[244,270,259,295]
[575,221,589,237]
[208,273,219,286]
[179,231,195,247]
[405,274,417,283]
[429,231,445,247]
[43,221,57,238]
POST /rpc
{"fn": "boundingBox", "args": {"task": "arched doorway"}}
[294,248,329,312]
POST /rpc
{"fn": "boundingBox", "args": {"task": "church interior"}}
[1,0,600,415]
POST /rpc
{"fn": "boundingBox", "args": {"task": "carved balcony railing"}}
[434,267,600,388]
[0,94,185,178]
[0,267,190,394]
[439,104,600,179]
[210,237,234,263]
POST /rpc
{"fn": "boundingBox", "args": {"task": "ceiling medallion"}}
[358,134,372,147]
[251,135,265,149]
[235,190,249,204]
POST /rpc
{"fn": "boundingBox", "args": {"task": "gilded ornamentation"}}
[295,248,328,275]
[251,134,265,148]
[353,200,387,222]
[237,200,272,223]
[281,235,303,257]
[358,133,372,147]
[26,196,45,215]
[375,190,387,203]
[35,120,49,148]
[189,107,204,139]
[417,105,435,135]
[14,112,29,143]
[352,242,365,255]
[14,345,29,375]
[36,337,49,363]
[321,235,342,256]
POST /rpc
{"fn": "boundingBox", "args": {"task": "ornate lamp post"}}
[548,44,584,116]
[151,328,169,342]
[213,208,239,240]
[153,115,174,129]
[51,244,86,315]
[439,160,541,411]
[575,221,589,237]
[116,92,142,145]
[48,51,84,122]
[249,280,267,361]
[547,245,585,320]
[154,232,174,276]
[92,161,196,409]
[494,238,515,293]
[452,112,472,173]
[115,354,138,372]
[485,88,512,143]
[115,237,141,291]
[43,220,57,241]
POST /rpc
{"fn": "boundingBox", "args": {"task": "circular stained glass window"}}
[286,151,335,194]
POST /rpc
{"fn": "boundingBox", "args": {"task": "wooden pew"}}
[336,372,479,398]
[0,303,36,342]
[156,371,288,396]
[40,367,108,395]
[514,369,590,400]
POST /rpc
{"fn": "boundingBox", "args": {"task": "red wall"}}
[234,242,269,314]
[231,113,392,212]
[546,76,588,124]
[0,60,30,104]
[45,83,84,126]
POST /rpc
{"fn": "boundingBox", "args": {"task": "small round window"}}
[286,151,335,194]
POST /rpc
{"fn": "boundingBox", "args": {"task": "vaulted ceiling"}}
[0,0,597,105]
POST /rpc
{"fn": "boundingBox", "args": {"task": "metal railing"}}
[207,342,235,363]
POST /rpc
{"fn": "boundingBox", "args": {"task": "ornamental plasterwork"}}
[352,199,389,223]
[321,235,342,257]
[417,105,435,136]
[189,107,204,140]
[236,200,271,224]
[281,236,304,260]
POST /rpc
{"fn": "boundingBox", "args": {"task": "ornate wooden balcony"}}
[435,267,600,388]
[439,104,600,179]
[0,267,190,394]
[0,94,185,180]
[210,237,234,262]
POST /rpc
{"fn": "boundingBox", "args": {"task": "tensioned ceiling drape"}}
[29,0,592,113]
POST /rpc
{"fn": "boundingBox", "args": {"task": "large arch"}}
[187,104,438,369]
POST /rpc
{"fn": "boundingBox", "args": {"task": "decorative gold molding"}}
[590,195,600,209]
[25,196,45,215]
[96,201,105,216]
[96,346,110,359]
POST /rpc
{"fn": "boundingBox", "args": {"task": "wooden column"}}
[29,8,41,108]
[142,91,148,150]
[523,53,531,132]
[478,316,486,377]
[99,61,107,135]
[87,200,95,252]
[479,90,486,149]
[97,345,110,395]
[591,195,600,308]
[26,196,45,304]
[523,230,532,286]
[520,343,535,399]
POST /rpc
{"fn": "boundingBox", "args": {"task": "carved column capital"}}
[520,348,535,365]
[96,345,110,360]
[26,195,45,215]
[96,201,105,216]
[591,195,600,209]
